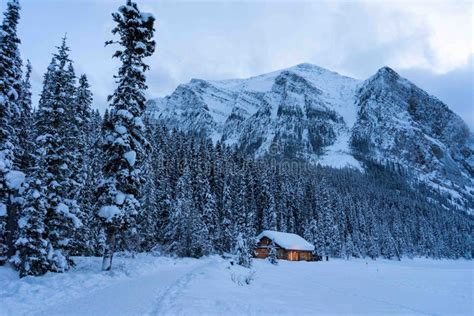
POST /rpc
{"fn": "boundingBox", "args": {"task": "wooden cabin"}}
[254,230,316,261]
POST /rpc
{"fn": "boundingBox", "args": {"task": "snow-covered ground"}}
[1,255,472,315]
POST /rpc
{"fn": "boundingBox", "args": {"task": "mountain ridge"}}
[146,63,474,213]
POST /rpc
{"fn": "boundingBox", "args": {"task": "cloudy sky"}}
[2,0,473,128]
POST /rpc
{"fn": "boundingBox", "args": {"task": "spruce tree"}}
[16,60,33,172]
[0,0,23,264]
[32,38,82,272]
[220,176,235,253]
[70,74,95,255]
[7,59,33,262]
[234,232,252,268]
[261,175,277,231]
[165,166,194,257]
[233,174,255,267]
[97,0,155,270]
[268,240,278,265]
[14,179,50,277]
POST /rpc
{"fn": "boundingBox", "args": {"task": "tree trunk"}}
[102,226,116,271]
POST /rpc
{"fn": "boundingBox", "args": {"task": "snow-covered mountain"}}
[146,63,473,212]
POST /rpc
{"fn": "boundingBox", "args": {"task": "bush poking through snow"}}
[230,268,256,286]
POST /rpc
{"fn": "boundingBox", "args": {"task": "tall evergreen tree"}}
[16,59,33,172]
[0,0,23,264]
[29,38,82,272]
[220,175,235,253]
[7,59,33,261]
[71,74,95,255]
[165,166,195,257]
[97,0,155,271]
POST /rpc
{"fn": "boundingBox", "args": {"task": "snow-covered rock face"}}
[147,63,360,165]
[352,66,473,212]
[147,63,473,212]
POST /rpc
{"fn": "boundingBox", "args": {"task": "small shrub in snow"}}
[230,269,256,286]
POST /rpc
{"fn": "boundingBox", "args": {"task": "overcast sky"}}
[2,0,473,128]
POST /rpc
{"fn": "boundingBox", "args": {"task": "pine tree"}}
[87,110,105,255]
[268,240,278,265]
[17,59,33,156]
[261,176,277,231]
[234,232,252,268]
[137,116,161,251]
[193,149,218,254]
[233,174,255,267]
[70,74,95,255]
[165,166,194,257]
[97,0,155,270]
[6,59,33,262]
[0,0,26,265]
[13,179,50,277]
[220,176,235,253]
[32,38,82,272]
[152,125,172,245]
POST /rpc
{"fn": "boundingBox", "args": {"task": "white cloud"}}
[2,0,471,126]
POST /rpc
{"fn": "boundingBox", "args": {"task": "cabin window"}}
[288,251,298,261]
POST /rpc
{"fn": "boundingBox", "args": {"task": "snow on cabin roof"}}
[256,230,315,251]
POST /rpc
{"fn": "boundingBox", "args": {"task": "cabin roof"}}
[256,230,315,251]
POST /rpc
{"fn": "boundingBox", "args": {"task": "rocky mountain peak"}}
[147,64,473,213]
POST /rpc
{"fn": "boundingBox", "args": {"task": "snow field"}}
[1,255,472,315]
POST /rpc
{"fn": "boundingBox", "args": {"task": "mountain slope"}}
[148,63,362,168]
[146,63,473,213]
[352,67,473,210]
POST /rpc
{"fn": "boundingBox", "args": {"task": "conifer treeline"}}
[135,124,473,263]
[0,0,472,278]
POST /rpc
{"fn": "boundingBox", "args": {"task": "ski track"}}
[26,258,211,316]
[147,261,210,316]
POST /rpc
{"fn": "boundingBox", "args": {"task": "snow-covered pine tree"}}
[315,177,340,258]
[86,109,105,256]
[70,74,95,256]
[13,179,50,277]
[193,144,217,254]
[137,115,161,252]
[268,240,278,265]
[261,175,277,231]
[62,58,82,204]
[12,60,56,276]
[33,38,82,272]
[7,59,33,262]
[209,141,225,227]
[365,207,379,259]
[234,232,251,268]
[165,166,193,257]
[220,175,235,253]
[0,0,24,264]
[151,124,172,246]
[16,60,33,172]
[97,0,155,270]
[75,74,93,150]
[233,173,255,268]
